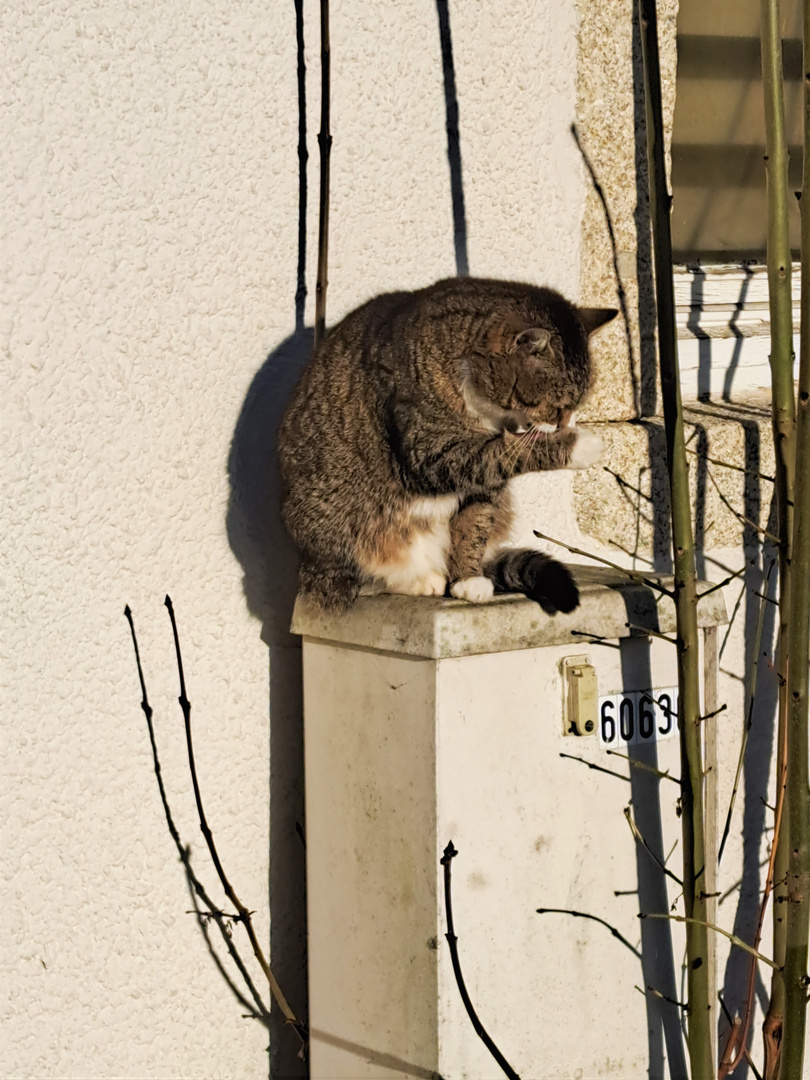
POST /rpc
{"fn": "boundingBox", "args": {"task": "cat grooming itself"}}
[278,276,616,613]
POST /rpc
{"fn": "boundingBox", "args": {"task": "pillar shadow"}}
[225,3,310,1076]
[620,636,689,1080]
[227,327,312,1080]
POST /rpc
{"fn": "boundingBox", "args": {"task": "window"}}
[671,0,802,260]
[670,0,801,399]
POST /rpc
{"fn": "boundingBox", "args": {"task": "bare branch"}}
[624,806,683,886]
[538,906,642,961]
[639,914,781,971]
[570,630,621,650]
[532,530,673,596]
[441,842,522,1080]
[719,578,747,662]
[697,566,746,599]
[625,622,677,644]
[718,560,775,864]
[718,994,764,1080]
[604,749,679,784]
[559,752,630,783]
[634,983,687,1009]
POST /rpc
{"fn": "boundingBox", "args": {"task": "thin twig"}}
[570,630,622,649]
[719,578,747,662]
[532,530,673,596]
[624,806,683,886]
[753,590,778,606]
[697,566,746,598]
[718,560,775,864]
[626,622,677,643]
[559,752,629,783]
[635,983,687,1009]
[700,703,728,723]
[537,907,641,961]
[639,914,782,971]
[163,597,306,1047]
[605,749,679,784]
[441,843,521,1080]
[718,993,764,1080]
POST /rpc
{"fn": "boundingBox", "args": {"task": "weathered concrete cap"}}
[290,566,729,659]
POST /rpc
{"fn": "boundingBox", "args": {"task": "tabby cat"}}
[278,276,615,613]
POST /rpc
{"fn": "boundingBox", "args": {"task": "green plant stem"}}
[641,914,781,971]
[637,2,713,1074]
[779,3,810,1073]
[759,0,798,1072]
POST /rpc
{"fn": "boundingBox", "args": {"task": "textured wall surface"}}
[2,1,584,1077]
[576,0,680,422]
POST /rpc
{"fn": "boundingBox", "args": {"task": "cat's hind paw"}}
[566,427,604,470]
[450,576,495,603]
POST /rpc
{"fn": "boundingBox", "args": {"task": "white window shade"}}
[671,0,803,262]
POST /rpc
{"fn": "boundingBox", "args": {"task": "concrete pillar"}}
[293,569,727,1079]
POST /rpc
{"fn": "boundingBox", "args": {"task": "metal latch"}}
[562,654,598,736]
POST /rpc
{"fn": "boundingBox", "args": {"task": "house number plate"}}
[597,688,679,749]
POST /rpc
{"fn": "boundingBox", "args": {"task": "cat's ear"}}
[579,306,619,336]
[515,327,551,353]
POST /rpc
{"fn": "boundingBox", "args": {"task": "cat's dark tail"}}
[485,548,580,615]
[298,559,361,612]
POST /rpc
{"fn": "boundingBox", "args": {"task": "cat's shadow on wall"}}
[227,327,311,647]
[226,325,312,1080]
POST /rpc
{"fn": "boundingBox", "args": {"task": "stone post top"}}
[290,566,728,660]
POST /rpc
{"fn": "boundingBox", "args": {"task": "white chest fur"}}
[408,493,460,524]
[368,493,459,597]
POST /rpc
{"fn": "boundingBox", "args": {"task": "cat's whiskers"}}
[500,431,524,476]
[502,426,536,477]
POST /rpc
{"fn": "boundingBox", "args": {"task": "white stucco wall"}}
[2,2,583,1077]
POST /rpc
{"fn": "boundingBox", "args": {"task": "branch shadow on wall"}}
[435,0,468,277]
[610,407,780,1075]
[713,411,779,1078]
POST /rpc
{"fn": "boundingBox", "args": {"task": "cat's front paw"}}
[450,576,495,603]
[390,572,447,597]
[565,427,604,470]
